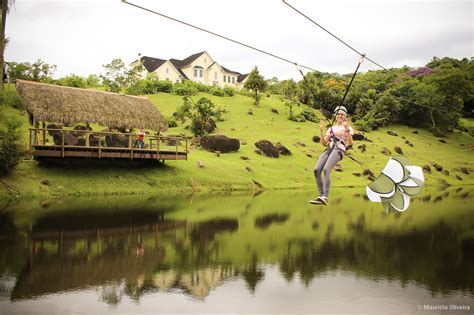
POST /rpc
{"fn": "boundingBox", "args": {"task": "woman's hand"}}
[320,120,325,132]
[342,118,350,130]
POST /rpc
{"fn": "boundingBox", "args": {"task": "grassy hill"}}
[1,90,473,199]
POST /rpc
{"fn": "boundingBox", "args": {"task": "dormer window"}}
[232,77,235,84]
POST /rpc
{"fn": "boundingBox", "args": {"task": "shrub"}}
[2,87,23,109]
[0,116,25,176]
[172,81,198,96]
[167,119,178,128]
[300,109,319,123]
[223,86,235,96]
[56,74,87,88]
[210,86,225,97]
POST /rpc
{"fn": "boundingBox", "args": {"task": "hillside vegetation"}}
[0,89,472,199]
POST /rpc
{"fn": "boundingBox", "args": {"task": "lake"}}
[0,187,473,314]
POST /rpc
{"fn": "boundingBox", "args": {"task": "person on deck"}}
[310,106,353,205]
[135,128,145,149]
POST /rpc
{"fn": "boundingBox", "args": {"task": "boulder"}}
[381,147,391,156]
[247,109,253,115]
[456,175,463,181]
[334,164,343,172]
[271,108,279,114]
[204,118,217,134]
[430,162,443,172]
[412,130,419,134]
[200,135,240,153]
[197,161,205,168]
[245,166,253,172]
[422,165,432,174]
[41,179,50,186]
[240,156,249,160]
[254,149,263,155]
[358,144,366,153]
[275,142,292,156]
[438,139,447,144]
[240,139,247,145]
[442,170,450,176]
[306,153,313,158]
[460,167,469,175]
[255,140,279,158]
[352,133,365,141]
[394,146,403,155]
[387,131,398,136]
[363,168,374,177]
[312,135,321,143]
[352,172,361,177]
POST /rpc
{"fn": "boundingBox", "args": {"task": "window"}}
[194,68,198,77]
[199,69,203,78]
[232,77,235,84]
[223,75,226,83]
[194,66,203,78]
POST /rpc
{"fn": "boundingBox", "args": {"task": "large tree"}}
[244,66,267,105]
[0,0,13,103]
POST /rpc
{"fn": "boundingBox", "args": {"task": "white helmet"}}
[333,105,348,116]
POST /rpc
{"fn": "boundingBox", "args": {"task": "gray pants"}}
[313,148,344,197]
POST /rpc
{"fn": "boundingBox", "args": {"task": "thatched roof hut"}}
[16,79,168,132]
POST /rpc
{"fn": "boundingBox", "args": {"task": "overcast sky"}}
[5,0,473,80]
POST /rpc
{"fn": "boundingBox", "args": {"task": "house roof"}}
[221,66,241,76]
[16,80,168,132]
[179,51,206,67]
[237,73,249,83]
[139,56,167,73]
[169,59,189,79]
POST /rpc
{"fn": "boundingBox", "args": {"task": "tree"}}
[0,0,14,103]
[100,58,128,93]
[244,66,267,105]
[5,59,56,82]
[281,79,299,120]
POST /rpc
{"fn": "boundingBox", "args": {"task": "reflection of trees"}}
[240,254,264,294]
[255,213,289,230]
[278,222,474,295]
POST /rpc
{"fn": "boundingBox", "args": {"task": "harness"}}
[326,126,345,161]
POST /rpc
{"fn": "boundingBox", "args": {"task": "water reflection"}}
[0,187,473,311]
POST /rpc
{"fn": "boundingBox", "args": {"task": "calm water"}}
[0,187,473,314]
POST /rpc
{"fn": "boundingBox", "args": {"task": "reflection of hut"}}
[16,80,167,132]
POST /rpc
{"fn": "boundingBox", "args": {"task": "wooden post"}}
[129,134,133,159]
[61,130,65,158]
[185,139,188,160]
[175,138,178,159]
[156,137,160,160]
[85,131,90,147]
[42,122,46,145]
[29,129,32,152]
[98,134,101,158]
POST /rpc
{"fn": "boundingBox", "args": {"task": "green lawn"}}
[1,90,473,199]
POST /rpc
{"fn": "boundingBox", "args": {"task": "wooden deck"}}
[29,128,188,161]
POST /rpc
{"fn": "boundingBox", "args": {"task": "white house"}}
[130,51,249,89]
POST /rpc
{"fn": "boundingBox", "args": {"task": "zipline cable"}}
[121,0,318,72]
[282,0,452,114]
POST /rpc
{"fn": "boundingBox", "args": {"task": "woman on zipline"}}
[310,106,353,205]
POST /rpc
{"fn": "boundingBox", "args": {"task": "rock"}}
[254,149,263,155]
[352,172,361,177]
[240,139,247,145]
[197,161,205,168]
[401,136,406,139]
[387,131,398,136]
[405,140,410,144]
[200,135,240,153]
[255,140,279,158]
[422,165,431,173]
[363,168,374,177]
[394,146,403,155]
[215,151,221,157]
[245,166,253,172]
[334,164,343,172]
[240,156,249,160]
[312,135,321,143]
[442,170,449,176]
[275,142,292,156]
[252,179,263,189]
[41,179,50,186]
[381,147,391,156]
[430,162,443,172]
[408,143,414,147]
[271,108,279,114]
[460,167,469,175]
[438,139,446,144]
[352,133,365,141]
[357,144,366,153]
[247,109,253,115]
[296,141,306,147]
[306,154,313,158]
[412,130,419,134]
[456,175,463,181]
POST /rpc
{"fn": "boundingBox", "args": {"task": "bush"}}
[172,81,198,96]
[223,86,235,96]
[56,74,87,88]
[210,86,225,97]
[300,109,318,123]
[0,116,25,176]
[2,87,23,109]
[168,119,178,128]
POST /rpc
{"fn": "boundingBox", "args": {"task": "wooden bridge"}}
[29,128,188,161]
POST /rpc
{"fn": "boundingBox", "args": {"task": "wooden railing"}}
[28,128,188,160]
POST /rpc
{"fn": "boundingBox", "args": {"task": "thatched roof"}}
[16,80,168,131]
